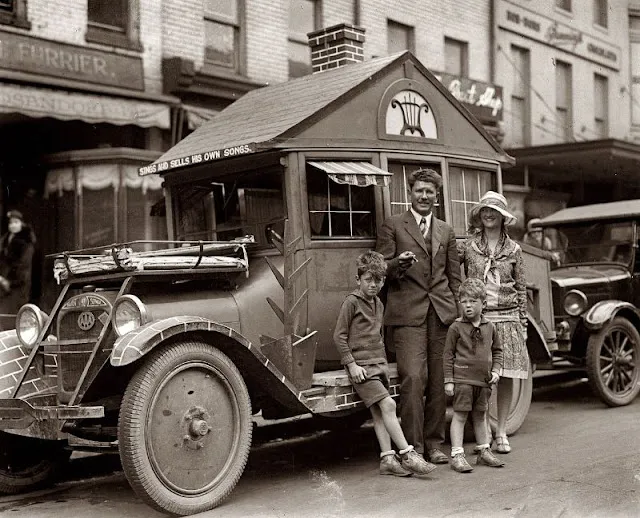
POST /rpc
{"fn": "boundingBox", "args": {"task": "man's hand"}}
[398,251,417,268]
[347,362,367,384]
[444,382,455,397]
[488,371,500,385]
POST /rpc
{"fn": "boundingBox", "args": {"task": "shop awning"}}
[183,104,219,130]
[308,161,393,187]
[0,84,171,129]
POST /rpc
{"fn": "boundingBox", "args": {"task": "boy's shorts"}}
[452,383,491,412]
[349,362,390,408]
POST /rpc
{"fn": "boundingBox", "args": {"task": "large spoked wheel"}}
[0,432,70,494]
[118,341,252,516]
[586,317,640,407]
[487,367,533,436]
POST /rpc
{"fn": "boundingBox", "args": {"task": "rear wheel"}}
[118,341,252,516]
[586,317,640,407]
[487,368,533,436]
[0,432,69,494]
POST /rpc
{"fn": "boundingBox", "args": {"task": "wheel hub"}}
[183,406,211,449]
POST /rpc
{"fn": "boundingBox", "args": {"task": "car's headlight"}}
[16,304,47,348]
[112,295,149,337]
[563,290,587,316]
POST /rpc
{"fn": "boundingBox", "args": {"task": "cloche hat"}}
[6,210,24,222]
[468,191,517,228]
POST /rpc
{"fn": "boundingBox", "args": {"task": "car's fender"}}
[526,313,553,365]
[583,300,640,331]
[109,316,310,414]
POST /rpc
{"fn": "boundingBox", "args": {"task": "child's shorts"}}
[349,362,390,408]
[452,383,491,412]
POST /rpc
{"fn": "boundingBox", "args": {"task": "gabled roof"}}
[540,199,640,226]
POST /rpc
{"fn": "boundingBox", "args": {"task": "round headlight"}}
[16,304,47,348]
[564,290,587,316]
[112,295,148,337]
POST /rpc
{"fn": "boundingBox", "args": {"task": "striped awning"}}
[308,161,392,187]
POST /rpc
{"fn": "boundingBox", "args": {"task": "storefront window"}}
[448,165,495,236]
[82,186,115,248]
[388,162,443,219]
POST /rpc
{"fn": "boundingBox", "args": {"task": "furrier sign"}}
[139,144,257,175]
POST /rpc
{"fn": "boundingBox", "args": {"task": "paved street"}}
[1,375,639,518]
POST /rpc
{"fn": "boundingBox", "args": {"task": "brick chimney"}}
[308,23,365,74]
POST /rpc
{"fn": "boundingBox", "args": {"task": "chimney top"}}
[308,23,366,74]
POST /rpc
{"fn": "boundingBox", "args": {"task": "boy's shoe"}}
[427,448,449,464]
[451,453,474,473]
[476,447,505,467]
[400,450,437,475]
[380,455,412,477]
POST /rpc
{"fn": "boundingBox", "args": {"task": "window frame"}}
[86,0,141,51]
[444,36,469,77]
[0,0,30,29]
[555,0,572,12]
[288,0,321,78]
[203,0,246,75]
[387,19,415,54]
[555,60,573,142]
[510,44,531,147]
[593,0,608,28]
[594,73,609,138]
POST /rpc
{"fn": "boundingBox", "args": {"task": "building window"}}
[510,45,530,147]
[388,162,443,219]
[0,0,30,28]
[594,74,608,138]
[387,20,414,54]
[444,37,468,77]
[594,0,608,27]
[630,14,640,127]
[555,60,573,142]
[449,166,496,236]
[556,0,571,11]
[87,0,141,50]
[204,0,243,73]
[307,166,375,239]
[288,0,319,78]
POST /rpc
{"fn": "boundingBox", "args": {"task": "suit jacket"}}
[376,211,462,327]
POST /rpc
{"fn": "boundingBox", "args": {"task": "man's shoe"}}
[427,448,449,464]
[400,450,437,476]
[450,453,473,473]
[380,455,412,477]
[477,447,505,467]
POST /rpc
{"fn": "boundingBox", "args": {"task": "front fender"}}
[526,314,552,365]
[584,301,640,331]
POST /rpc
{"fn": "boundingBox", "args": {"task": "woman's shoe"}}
[495,436,511,454]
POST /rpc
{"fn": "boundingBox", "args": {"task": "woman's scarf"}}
[470,231,513,287]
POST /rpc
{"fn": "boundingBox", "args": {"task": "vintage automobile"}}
[0,49,555,515]
[538,200,640,407]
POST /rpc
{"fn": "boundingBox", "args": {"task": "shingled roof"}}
[147,52,404,169]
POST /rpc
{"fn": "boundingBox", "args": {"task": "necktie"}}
[419,217,427,238]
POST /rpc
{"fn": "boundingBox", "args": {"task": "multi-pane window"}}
[87,0,139,49]
[0,0,28,27]
[510,45,530,147]
[387,20,414,54]
[594,74,608,138]
[630,14,640,127]
[556,0,571,11]
[288,0,318,78]
[307,166,375,239]
[449,166,496,236]
[388,162,443,219]
[593,0,608,27]
[555,60,573,142]
[205,0,242,72]
[88,0,127,31]
[444,37,468,77]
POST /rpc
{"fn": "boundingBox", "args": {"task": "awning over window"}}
[308,161,392,187]
[0,84,171,129]
[183,104,219,130]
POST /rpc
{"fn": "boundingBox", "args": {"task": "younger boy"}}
[443,278,505,473]
[333,251,436,477]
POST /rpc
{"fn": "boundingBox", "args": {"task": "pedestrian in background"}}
[458,191,528,455]
[333,251,436,477]
[0,210,36,318]
[444,278,504,473]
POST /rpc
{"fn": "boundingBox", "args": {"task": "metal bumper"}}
[0,399,104,430]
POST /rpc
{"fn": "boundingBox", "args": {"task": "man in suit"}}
[376,168,462,464]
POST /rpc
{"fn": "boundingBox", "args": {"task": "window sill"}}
[86,26,142,52]
[0,11,31,29]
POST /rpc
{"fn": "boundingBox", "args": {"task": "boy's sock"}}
[380,450,396,459]
[451,446,464,456]
[398,445,414,455]
[476,443,490,450]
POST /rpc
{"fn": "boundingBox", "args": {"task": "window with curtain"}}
[205,0,243,72]
[444,37,468,77]
[594,74,608,138]
[387,20,414,54]
[555,60,573,142]
[556,0,571,11]
[593,0,608,27]
[388,162,443,219]
[87,0,139,49]
[448,166,496,236]
[288,0,318,78]
[510,45,530,147]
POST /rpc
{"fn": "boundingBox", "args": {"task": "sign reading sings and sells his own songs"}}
[139,144,257,175]
[0,30,144,90]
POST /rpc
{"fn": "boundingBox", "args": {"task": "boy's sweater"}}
[443,316,503,387]
[333,290,386,366]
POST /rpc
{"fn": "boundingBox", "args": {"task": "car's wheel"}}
[0,432,70,494]
[118,341,252,516]
[586,317,640,407]
[487,367,533,436]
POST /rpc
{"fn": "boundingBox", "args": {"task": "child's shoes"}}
[400,448,437,476]
[476,447,505,467]
[451,453,473,473]
[380,453,411,477]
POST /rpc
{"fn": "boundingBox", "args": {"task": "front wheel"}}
[118,341,252,516]
[487,368,533,436]
[586,317,640,407]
